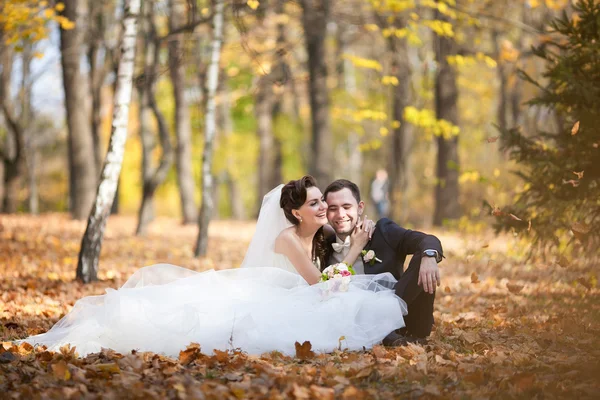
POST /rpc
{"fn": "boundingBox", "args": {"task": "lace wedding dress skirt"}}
[20,262,406,357]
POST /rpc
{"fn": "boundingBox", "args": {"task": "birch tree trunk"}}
[301,0,332,186]
[60,0,98,219]
[195,0,224,257]
[77,0,140,283]
[433,8,461,226]
[169,0,197,224]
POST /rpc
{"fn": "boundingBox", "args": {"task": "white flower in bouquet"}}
[320,262,356,293]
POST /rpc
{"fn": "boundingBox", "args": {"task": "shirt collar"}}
[335,235,351,246]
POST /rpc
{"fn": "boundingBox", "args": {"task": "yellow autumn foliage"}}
[0,1,73,47]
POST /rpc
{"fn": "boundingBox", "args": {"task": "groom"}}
[323,179,443,345]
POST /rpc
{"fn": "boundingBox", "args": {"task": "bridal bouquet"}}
[320,262,355,293]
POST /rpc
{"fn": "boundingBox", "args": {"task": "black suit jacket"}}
[325,218,443,280]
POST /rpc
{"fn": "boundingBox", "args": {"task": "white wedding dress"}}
[19,186,407,357]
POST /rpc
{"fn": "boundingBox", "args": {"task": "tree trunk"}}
[433,8,461,226]
[169,0,197,224]
[136,2,157,235]
[27,148,38,214]
[387,33,412,223]
[77,0,140,283]
[20,46,37,214]
[301,0,332,187]
[493,30,508,134]
[136,62,154,230]
[0,41,13,213]
[110,59,121,216]
[255,1,281,212]
[88,0,117,174]
[218,76,245,219]
[88,4,103,173]
[136,22,175,236]
[337,26,362,185]
[0,41,25,213]
[270,0,287,185]
[60,0,97,219]
[256,74,277,211]
[195,0,224,257]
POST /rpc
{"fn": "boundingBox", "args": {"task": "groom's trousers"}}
[394,254,435,338]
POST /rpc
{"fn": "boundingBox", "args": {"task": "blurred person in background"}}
[371,169,389,219]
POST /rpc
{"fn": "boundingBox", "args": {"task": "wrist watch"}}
[423,249,442,263]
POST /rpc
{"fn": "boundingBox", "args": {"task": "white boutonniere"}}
[361,250,382,266]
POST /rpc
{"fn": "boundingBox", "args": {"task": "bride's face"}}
[325,188,365,237]
[294,187,328,227]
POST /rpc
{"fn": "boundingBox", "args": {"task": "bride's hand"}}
[350,216,373,249]
[364,218,376,240]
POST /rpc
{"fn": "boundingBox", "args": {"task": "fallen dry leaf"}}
[94,362,121,374]
[487,136,499,143]
[571,121,580,135]
[295,341,315,360]
[471,272,480,284]
[372,345,387,360]
[507,282,524,294]
[179,343,201,366]
[571,222,591,242]
[557,255,570,268]
[509,213,522,221]
[562,179,580,187]
[51,360,71,380]
[577,278,592,290]
[511,372,536,391]
[572,171,584,179]
[444,286,451,293]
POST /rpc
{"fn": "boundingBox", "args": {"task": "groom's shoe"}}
[382,331,410,347]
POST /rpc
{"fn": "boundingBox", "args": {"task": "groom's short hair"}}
[323,179,361,203]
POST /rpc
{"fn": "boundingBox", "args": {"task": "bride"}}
[19,176,407,357]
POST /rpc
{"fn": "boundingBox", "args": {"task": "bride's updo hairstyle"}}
[280,175,317,225]
[280,175,327,269]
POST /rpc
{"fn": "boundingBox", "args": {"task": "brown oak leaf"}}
[295,341,315,360]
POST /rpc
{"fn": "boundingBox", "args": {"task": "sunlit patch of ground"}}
[1,214,598,399]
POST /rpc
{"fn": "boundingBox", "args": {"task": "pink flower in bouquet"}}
[341,270,352,277]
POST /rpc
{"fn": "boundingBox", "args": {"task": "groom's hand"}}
[418,257,440,294]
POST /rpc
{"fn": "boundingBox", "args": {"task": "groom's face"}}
[325,188,364,237]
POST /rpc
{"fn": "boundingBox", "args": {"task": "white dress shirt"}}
[330,235,365,275]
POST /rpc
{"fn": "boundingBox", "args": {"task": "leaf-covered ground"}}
[1,214,598,399]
